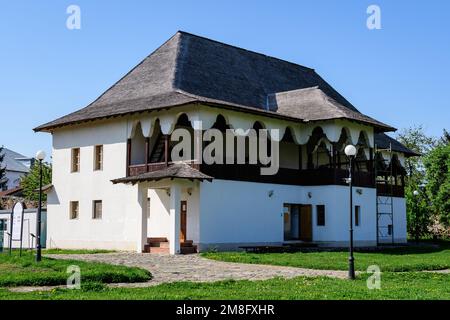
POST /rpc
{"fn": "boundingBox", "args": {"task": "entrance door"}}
[300,205,312,242]
[180,201,187,242]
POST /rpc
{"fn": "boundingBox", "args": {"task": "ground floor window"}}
[355,205,361,226]
[70,201,79,220]
[316,205,325,226]
[93,200,102,220]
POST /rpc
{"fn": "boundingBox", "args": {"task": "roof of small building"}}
[1,148,31,173]
[111,163,213,185]
[35,31,394,132]
[0,186,23,197]
[374,133,421,157]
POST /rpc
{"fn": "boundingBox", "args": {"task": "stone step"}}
[148,237,168,243]
[150,241,170,248]
[143,245,169,254]
[180,245,197,254]
[181,241,193,248]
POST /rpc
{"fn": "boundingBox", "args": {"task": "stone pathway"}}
[10,253,348,292]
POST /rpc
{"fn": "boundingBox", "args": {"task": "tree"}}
[20,161,52,202]
[424,140,450,227]
[396,125,436,184]
[405,184,431,241]
[396,126,436,240]
[0,146,7,191]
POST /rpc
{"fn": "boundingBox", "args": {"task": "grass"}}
[43,249,116,254]
[202,243,450,272]
[0,251,151,287]
[0,272,449,300]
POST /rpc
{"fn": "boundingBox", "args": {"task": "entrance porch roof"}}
[111,163,213,185]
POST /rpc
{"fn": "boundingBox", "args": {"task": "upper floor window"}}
[70,201,79,220]
[71,148,80,172]
[94,145,103,171]
[93,200,102,220]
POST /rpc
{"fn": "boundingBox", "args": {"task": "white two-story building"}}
[35,31,417,254]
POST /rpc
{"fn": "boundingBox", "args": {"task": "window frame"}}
[92,200,103,220]
[71,148,80,173]
[94,145,103,171]
[69,201,79,220]
[316,205,326,226]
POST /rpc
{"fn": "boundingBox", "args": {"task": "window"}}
[355,205,361,226]
[147,198,151,219]
[94,145,103,171]
[70,201,79,220]
[0,219,7,231]
[93,200,102,219]
[71,148,80,172]
[317,205,326,226]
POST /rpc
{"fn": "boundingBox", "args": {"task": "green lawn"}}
[202,243,450,272]
[0,251,151,287]
[1,272,449,300]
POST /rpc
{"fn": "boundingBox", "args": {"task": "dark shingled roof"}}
[111,163,213,185]
[268,87,390,128]
[35,31,394,132]
[374,133,420,157]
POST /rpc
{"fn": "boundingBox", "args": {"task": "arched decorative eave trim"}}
[126,104,376,147]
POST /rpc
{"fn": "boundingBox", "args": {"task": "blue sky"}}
[1,0,449,159]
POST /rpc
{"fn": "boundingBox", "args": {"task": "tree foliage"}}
[405,184,431,240]
[424,140,450,227]
[20,162,52,202]
[397,126,450,238]
[396,125,436,184]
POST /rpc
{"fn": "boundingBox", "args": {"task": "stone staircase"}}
[143,237,197,254]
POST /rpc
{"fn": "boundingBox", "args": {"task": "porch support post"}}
[169,181,181,254]
[164,134,169,167]
[136,183,148,253]
[126,138,131,176]
[145,137,150,171]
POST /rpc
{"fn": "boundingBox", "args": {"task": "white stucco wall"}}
[198,179,379,250]
[44,112,407,252]
[46,119,141,250]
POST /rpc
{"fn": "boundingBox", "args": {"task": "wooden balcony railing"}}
[127,162,404,196]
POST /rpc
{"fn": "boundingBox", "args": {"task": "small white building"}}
[35,32,417,254]
[0,208,47,250]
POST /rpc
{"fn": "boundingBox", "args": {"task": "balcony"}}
[128,162,377,188]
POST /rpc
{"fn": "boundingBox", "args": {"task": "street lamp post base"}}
[348,256,355,279]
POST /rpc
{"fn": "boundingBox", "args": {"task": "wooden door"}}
[300,205,312,242]
[180,201,187,242]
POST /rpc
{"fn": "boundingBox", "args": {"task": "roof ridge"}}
[176,30,315,72]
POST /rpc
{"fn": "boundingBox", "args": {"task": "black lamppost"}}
[345,144,357,280]
[35,150,46,262]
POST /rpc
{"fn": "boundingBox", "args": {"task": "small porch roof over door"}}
[111,162,213,185]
